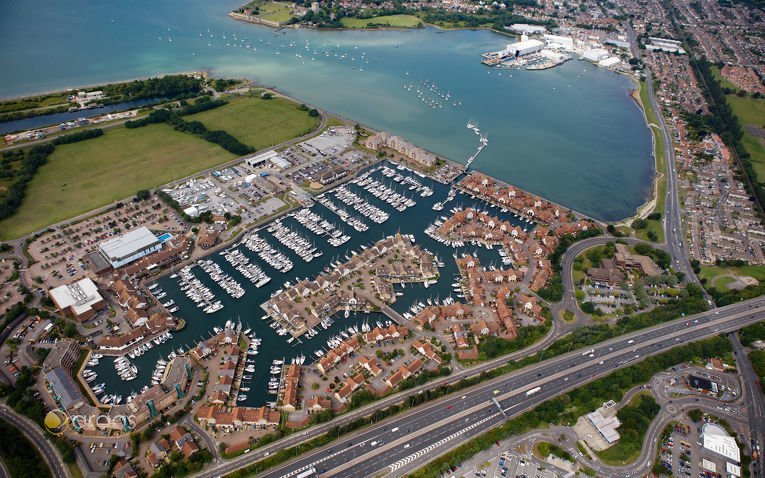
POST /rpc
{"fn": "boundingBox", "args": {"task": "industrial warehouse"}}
[481,26,632,72]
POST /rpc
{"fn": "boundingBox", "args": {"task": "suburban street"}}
[644,70,701,290]
[182,416,221,463]
[190,296,765,478]
[626,20,703,295]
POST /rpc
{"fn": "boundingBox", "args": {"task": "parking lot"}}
[582,284,638,312]
[78,438,133,475]
[657,413,743,478]
[298,127,355,158]
[456,446,568,478]
[0,258,23,315]
[1,315,52,380]
[25,198,184,289]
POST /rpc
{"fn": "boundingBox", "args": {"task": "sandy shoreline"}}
[612,78,662,228]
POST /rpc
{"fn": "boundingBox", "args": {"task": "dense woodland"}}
[0,418,52,478]
[99,74,206,103]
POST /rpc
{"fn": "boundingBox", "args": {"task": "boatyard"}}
[480,29,634,75]
[481,37,571,70]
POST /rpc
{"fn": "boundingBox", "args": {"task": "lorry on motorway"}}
[525,386,541,396]
[296,467,318,478]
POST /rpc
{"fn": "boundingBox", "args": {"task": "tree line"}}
[0,75,209,123]
[0,418,52,478]
[51,128,103,145]
[418,8,554,30]
[0,144,55,221]
[537,228,602,302]
[125,99,253,156]
[690,58,765,219]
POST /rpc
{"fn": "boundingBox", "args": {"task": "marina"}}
[89,159,534,407]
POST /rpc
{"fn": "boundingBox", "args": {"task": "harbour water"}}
[0,0,652,221]
[0,97,164,135]
[90,163,530,407]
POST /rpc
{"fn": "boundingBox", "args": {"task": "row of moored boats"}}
[242,233,294,273]
[221,248,271,288]
[315,194,369,232]
[199,259,245,298]
[290,208,350,247]
[267,220,323,263]
[176,266,224,313]
[332,185,389,224]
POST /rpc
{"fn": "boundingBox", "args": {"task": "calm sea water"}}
[0,0,652,221]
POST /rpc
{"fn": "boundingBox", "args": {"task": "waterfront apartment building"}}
[363,132,437,169]
[98,226,162,269]
[127,356,193,426]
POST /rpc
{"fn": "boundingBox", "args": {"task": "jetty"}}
[465,120,489,170]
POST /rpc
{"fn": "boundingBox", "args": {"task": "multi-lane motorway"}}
[193,296,765,478]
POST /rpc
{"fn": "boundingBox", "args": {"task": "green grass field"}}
[187,96,320,151]
[635,217,664,243]
[636,81,666,243]
[700,264,765,293]
[726,94,765,180]
[325,116,347,128]
[711,66,740,93]
[256,2,294,23]
[0,124,235,240]
[340,15,421,28]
